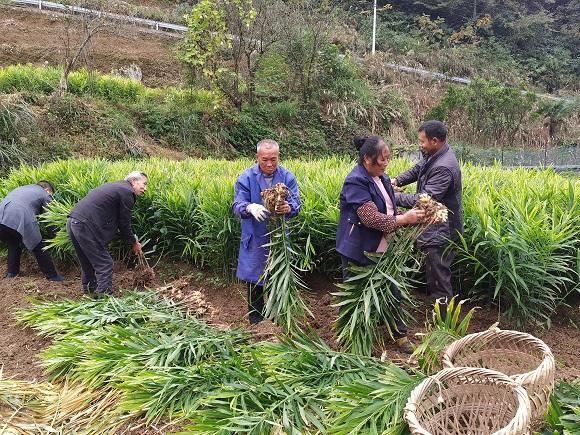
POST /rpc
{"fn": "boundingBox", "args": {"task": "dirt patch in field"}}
[0,255,166,381]
[247,320,283,342]
[195,270,579,381]
[0,257,578,385]
[0,7,183,87]
[0,258,77,381]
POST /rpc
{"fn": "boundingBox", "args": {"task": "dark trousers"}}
[247,282,265,324]
[341,255,407,338]
[67,218,113,293]
[423,246,455,302]
[0,224,57,277]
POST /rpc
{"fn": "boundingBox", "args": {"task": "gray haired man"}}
[67,172,147,297]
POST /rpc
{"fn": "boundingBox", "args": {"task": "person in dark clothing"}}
[0,181,64,281]
[336,135,425,354]
[392,120,463,315]
[67,171,147,297]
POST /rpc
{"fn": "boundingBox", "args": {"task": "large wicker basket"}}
[442,329,555,422]
[405,367,530,435]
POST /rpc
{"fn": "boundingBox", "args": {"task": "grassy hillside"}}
[0,63,421,169]
[0,3,578,171]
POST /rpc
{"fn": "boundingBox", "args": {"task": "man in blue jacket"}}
[393,120,463,315]
[0,181,64,281]
[232,139,301,324]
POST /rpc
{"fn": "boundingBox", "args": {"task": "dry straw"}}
[442,328,555,424]
[404,366,531,435]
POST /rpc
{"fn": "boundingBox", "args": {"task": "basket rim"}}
[404,366,531,435]
[441,328,554,385]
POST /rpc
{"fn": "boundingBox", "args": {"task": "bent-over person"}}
[0,181,64,281]
[67,171,147,297]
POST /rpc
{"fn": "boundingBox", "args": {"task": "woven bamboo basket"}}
[441,329,555,422]
[405,367,530,435]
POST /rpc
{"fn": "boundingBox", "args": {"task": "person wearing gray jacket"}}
[392,120,463,315]
[0,181,64,281]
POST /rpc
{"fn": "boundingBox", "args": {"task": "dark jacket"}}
[69,181,137,245]
[395,144,463,247]
[232,164,301,283]
[0,184,52,250]
[336,164,398,265]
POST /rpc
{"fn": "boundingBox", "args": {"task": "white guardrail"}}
[5,0,577,102]
[8,0,188,33]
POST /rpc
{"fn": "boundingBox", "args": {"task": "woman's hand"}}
[396,208,425,226]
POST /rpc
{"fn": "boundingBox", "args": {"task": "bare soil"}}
[0,7,183,87]
[1,256,578,384]
[132,265,156,290]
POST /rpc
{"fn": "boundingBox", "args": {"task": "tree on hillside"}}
[178,0,339,108]
[178,0,263,108]
[56,9,108,96]
[222,0,292,106]
[177,0,229,86]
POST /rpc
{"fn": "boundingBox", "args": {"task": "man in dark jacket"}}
[0,181,64,280]
[392,120,463,312]
[67,171,147,297]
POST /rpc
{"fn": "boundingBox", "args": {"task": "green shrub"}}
[0,64,60,94]
[223,107,279,154]
[0,94,38,172]
[427,78,536,147]
[0,94,37,143]
[163,87,224,115]
[254,50,291,99]
[269,100,300,123]
[45,94,93,135]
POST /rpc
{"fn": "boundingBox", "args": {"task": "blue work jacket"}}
[336,164,398,265]
[232,164,301,284]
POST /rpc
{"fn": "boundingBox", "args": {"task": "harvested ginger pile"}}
[415,193,448,224]
[260,183,290,215]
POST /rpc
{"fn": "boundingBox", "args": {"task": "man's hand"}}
[132,241,143,255]
[275,201,291,215]
[246,203,270,221]
[391,178,398,187]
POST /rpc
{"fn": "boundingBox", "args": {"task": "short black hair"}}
[419,120,448,142]
[353,135,389,165]
[37,180,55,193]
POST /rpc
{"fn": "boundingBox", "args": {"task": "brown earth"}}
[0,256,147,381]
[0,253,577,434]
[1,255,578,384]
[0,7,183,87]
